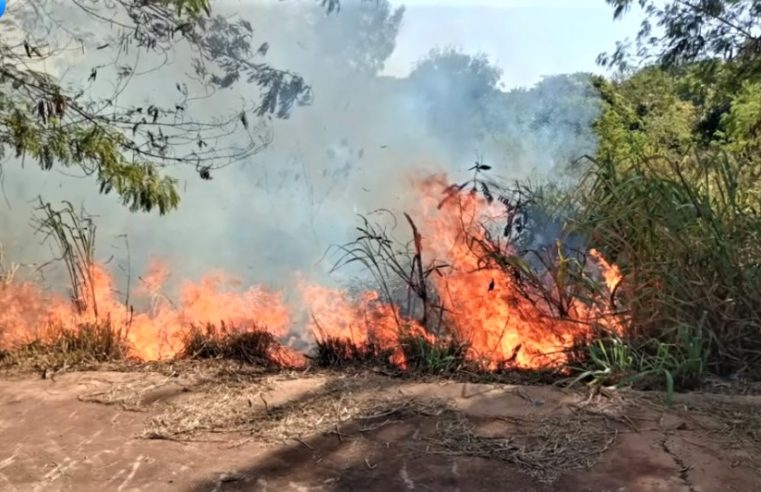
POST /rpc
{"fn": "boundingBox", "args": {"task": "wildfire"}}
[0,174,624,371]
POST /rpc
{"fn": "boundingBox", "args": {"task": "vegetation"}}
[180,322,299,368]
[573,0,761,386]
[0,0,339,214]
[5,0,761,400]
[0,320,131,373]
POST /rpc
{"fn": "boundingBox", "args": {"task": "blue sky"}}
[382,0,645,88]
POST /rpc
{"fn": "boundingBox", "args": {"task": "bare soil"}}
[0,365,759,491]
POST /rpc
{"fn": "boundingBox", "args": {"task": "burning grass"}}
[400,334,471,374]
[310,333,470,375]
[11,169,745,399]
[310,336,395,369]
[0,174,628,387]
[179,322,305,369]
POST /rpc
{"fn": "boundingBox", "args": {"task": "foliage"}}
[332,209,448,328]
[408,48,504,146]
[601,0,761,72]
[305,0,405,77]
[0,0,342,213]
[407,49,600,169]
[578,147,761,378]
[33,200,100,314]
[581,0,761,381]
[567,323,707,406]
[400,334,470,374]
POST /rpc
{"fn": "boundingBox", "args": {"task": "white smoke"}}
[0,0,601,301]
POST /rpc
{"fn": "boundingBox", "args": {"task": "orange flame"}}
[0,174,624,371]
[0,261,293,364]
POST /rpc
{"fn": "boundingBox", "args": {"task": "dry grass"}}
[133,371,621,483]
[310,337,395,369]
[144,375,395,440]
[429,409,617,483]
[0,320,131,374]
[179,322,304,369]
[680,397,761,451]
[78,375,182,411]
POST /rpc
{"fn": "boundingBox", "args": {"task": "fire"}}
[0,174,624,371]
[300,282,427,367]
[0,261,293,363]
[406,174,621,369]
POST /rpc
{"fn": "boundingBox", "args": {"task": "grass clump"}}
[400,334,470,374]
[310,333,471,375]
[311,336,395,368]
[180,322,300,368]
[0,320,131,372]
[568,323,707,405]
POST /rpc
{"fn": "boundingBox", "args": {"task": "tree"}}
[598,0,761,164]
[304,0,405,77]
[407,48,503,149]
[0,0,341,214]
[601,0,761,72]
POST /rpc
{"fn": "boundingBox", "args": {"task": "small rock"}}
[220,472,244,483]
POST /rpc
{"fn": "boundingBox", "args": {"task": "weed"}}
[400,334,470,374]
[567,323,707,405]
[179,322,298,368]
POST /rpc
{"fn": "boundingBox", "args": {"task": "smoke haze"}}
[0,0,601,305]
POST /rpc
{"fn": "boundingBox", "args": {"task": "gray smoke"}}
[0,0,600,301]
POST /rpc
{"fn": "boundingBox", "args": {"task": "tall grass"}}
[578,151,761,378]
[330,169,619,373]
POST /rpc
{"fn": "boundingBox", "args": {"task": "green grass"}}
[567,327,707,406]
[577,151,761,380]
[400,334,470,374]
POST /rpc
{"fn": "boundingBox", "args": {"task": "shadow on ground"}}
[0,365,759,491]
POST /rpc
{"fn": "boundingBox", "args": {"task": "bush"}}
[578,151,761,379]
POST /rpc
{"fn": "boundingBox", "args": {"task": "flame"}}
[299,282,427,367]
[0,261,294,364]
[414,175,621,368]
[0,174,624,371]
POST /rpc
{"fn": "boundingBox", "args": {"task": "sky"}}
[381,0,645,87]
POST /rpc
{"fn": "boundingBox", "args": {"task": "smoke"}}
[0,0,601,302]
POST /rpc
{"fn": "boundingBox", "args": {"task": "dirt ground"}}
[0,365,759,492]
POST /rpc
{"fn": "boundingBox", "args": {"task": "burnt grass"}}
[0,320,134,372]
[309,334,563,386]
[3,322,755,394]
[180,322,287,367]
